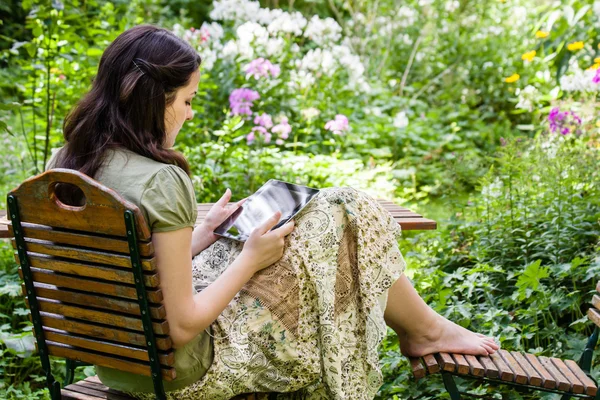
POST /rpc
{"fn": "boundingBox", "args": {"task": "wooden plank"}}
[587,308,600,329]
[564,359,598,396]
[435,352,456,372]
[23,282,166,319]
[464,355,485,377]
[28,298,169,334]
[525,353,556,389]
[478,355,499,379]
[19,268,163,303]
[8,223,153,256]
[39,313,172,351]
[511,351,543,387]
[596,281,600,294]
[451,354,470,375]
[84,376,137,398]
[68,380,134,400]
[61,388,104,400]
[551,358,584,394]
[489,352,514,382]
[72,378,135,399]
[8,169,151,240]
[18,254,159,287]
[591,294,600,310]
[14,239,156,271]
[47,342,175,381]
[498,350,527,384]
[42,328,174,366]
[409,357,426,379]
[539,356,570,392]
[422,354,440,374]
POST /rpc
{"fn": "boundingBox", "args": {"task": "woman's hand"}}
[191,188,247,257]
[239,211,295,274]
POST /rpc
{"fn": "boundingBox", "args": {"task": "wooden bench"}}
[4,169,435,400]
[408,302,600,398]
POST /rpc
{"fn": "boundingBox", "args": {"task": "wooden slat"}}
[39,313,172,351]
[587,308,600,329]
[490,352,514,381]
[47,342,175,380]
[43,328,174,366]
[8,223,153,256]
[85,376,137,398]
[8,169,151,240]
[23,282,166,319]
[423,354,440,373]
[18,254,159,287]
[539,356,571,392]
[564,359,598,396]
[511,351,543,387]
[591,294,600,310]
[19,268,163,303]
[596,281,600,294]
[74,380,134,400]
[14,239,156,271]
[551,358,584,394]
[525,353,557,389]
[451,354,470,375]
[27,298,169,335]
[499,350,528,384]
[435,352,456,372]
[410,357,426,379]
[62,388,105,400]
[464,355,485,377]
[66,380,135,400]
[478,355,499,379]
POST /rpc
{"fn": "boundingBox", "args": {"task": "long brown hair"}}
[54,24,201,180]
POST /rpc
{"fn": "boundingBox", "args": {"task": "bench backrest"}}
[6,169,176,387]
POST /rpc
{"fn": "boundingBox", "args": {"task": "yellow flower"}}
[521,50,536,62]
[594,57,600,64]
[567,41,584,51]
[535,30,549,39]
[504,73,520,83]
[588,63,600,70]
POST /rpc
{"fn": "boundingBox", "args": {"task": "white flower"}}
[288,70,316,90]
[267,11,307,36]
[236,22,269,46]
[397,6,417,27]
[445,0,459,12]
[210,0,261,23]
[482,177,503,199]
[595,1,600,18]
[265,37,285,56]
[515,85,538,111]
[199,48,217,71]
[222,40,239,59]
[304,16,342,46]
[200,22,224,45]
[393,111,409,128]
[560,68,600,92]
[301,107,320,120]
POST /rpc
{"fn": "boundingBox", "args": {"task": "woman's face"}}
[164,68,201,148]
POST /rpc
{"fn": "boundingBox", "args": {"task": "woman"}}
[47,24,499,399]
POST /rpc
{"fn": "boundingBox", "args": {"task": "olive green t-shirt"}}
[46,146,213,393]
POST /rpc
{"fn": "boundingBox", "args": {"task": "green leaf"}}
[516,260,549,300]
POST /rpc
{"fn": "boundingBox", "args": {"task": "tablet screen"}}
[214,180,320,242]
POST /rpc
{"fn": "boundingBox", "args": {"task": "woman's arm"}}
[153,212,295,349]
[154,227,254,348]
[190,222,219,257]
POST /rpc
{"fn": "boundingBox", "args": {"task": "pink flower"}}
[324,114,349,135]
[593,68,600,84]
[229,88,260,118]
[276,139,284,145]
[244,58,281,80]
[253,113,273,128]
[249,126,271,144]
[246,131,255,144]
[272,116,291,139]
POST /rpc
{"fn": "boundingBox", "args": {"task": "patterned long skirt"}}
[135,187,406,399]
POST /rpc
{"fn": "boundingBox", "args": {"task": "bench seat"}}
[61,375,267,399]
[410,350,598,396]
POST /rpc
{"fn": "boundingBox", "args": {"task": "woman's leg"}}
[384,273,499,357]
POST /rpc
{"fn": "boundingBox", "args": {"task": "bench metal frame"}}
[8,194,167,400]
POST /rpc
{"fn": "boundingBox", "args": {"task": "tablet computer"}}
[213,179,320,242]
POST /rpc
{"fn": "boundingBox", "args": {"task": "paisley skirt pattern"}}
[131,187,406,399]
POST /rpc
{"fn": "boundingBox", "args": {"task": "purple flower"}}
[547,106,582,135]
[246,131,255,144]
[244,58,281,80]
[561,127,570,135]
[593,68,600,84]
[229,88,260,117]
[249,126,271,144]
[253,113,273,129]
[500,137,507,146]
[276,139,284,145]
[324,114,349,135]
[272,116,291,139]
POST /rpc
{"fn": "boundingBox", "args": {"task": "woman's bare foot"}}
[398,314,499,358]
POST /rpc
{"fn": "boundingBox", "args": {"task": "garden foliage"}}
[0,0,599,399]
